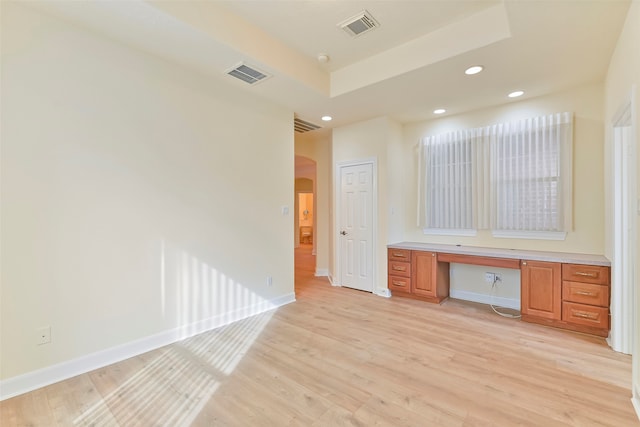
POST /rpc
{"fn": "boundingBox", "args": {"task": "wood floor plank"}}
[1,244,638,426]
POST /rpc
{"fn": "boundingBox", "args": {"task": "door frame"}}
[333,158,378,291]
[610,89,637,357]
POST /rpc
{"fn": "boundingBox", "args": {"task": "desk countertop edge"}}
[387,242,611,267]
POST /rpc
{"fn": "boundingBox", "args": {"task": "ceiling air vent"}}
[294,118,322,133]
[338,10,380,37]
[226,63,270,85]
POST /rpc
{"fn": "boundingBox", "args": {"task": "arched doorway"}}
[295,156,317,280]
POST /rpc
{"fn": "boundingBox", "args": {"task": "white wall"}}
[603,0,640,417]
[1,3,294,393]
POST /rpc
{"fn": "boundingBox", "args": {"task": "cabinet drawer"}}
[562,302,609,329]
[388,261,411,277]
[388,249,411,261]
[562,281,609,306]
[388,275,411,292]
[562,264,609,285]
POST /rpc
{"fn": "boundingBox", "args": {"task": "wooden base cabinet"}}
[388,249,449,303]
[388,249,412,293]
[521,260,562,320]
[412,251,449,303]
[388,245,610,337]
[560,263,610,334]
[521,261,610,337]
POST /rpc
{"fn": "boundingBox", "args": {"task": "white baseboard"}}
[328,275,340,287]
[633,386,640,422]
[376,288,391,298]
[0,292,296,401]
[315,268,329,277]
[449,289,520,310]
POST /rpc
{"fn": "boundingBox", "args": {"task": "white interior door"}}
[339,163,374,292]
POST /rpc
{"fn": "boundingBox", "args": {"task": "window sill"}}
[492,230,567,241]
[423,228,477,237]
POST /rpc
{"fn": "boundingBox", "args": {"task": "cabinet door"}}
[521,260,562,320]
[412,251,437,297]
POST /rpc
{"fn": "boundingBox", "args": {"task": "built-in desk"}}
[387,242,611,337]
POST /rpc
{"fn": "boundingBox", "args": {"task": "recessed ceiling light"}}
[433,109,446,114]
[465,65,483,75]
[508,90,524,98]
[321,115,332,121]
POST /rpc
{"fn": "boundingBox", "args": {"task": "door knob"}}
[340,231,347,235]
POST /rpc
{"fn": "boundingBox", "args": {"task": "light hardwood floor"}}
[1,244,638,426]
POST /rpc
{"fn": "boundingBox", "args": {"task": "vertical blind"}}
[418,112,573,234]
[418,129,484,231]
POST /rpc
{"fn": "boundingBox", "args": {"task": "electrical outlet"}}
[267,276,273,287]
[484,272,496,283]
[36,326,51,345]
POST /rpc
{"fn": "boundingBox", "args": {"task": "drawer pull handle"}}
[392,266,406,272]
[392,252,404,257]
[574,271,599,278]
[392,281,404,286]
[573,310,598,320]
[575,290,595,296]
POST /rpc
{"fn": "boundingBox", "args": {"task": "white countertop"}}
[388,242,611,266]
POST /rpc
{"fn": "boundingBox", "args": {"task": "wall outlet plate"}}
[484,272,496,283]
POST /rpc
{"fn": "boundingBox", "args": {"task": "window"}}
[418,112,573,239]
[418,129,486,235]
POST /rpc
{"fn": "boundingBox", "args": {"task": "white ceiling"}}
[29,0,630,130]
[218,0,502,72]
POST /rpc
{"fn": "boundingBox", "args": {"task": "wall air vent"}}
[226,63,270,85]
[294,118,322,133]
[338,10,380,37]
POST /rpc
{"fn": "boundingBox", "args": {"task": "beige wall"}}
[330,84,606,304]
[401,83,605,305]
[604,0,640,414]
[403,83,606,254]
[1,3,294,383]
[295,178,313,192]
[386,119,406,244]
[295,130,331,275]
